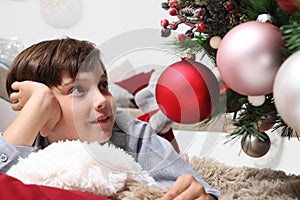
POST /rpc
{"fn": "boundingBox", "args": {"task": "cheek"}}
[63,104,75,121]
[59,102,76,130]
[50,101,77,141]
[72,101,90,122]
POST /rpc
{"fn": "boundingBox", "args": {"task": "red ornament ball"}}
[275,0,299,13]
[155,59,220,124]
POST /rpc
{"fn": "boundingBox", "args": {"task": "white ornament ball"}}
[274,50,300,131]
[248,95,265,106]
[209,36,222,49]
[40,0,83,29]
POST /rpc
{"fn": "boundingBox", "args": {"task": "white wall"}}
[174,130,300,175]
[0,0,169,47]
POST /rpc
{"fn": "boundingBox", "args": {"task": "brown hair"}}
[6,37,105,95]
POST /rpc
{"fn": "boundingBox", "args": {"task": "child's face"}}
[47,65,116,143]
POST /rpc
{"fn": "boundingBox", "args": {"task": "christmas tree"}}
[159,0,300,157]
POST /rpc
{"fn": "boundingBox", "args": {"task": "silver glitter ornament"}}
[241,132,271,158]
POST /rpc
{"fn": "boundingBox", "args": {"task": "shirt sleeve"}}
[113,111,220,198]
[139,130,220,198]
[0,134,34,173]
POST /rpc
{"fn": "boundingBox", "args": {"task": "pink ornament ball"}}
[216,21,284,96]
[155,59,220,124]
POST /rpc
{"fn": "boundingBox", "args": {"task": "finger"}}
[11,102,23,111]
[11,81,21,90]
[174,182,207,200]
[9,92,19,103]
[10,92,23,111]
[160,175,192,200]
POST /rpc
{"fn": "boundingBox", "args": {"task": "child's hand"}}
[10,81,47,111]
[10,81,61,133]
[3,81,61,146]
[160,174,215,200]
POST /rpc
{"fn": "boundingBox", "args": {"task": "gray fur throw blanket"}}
[7,140,300,200]
[115,155,300,200]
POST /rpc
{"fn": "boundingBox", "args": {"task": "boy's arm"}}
[160,174,218,200]
[2,81,61,146]
[113,111,220,199]
[140,136,220,199]
[0,134,34,173]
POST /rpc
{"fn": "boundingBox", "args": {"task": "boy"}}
[1,38,220,199]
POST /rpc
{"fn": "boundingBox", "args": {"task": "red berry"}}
[169,0,178,7]
[160,19,169,28]
[196,22,205,32]
[170,22,178,30]
[225,2,235,11]
[169,8,177,16]
[178,34,186,42]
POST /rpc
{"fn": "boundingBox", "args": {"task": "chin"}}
[81,131,112,143]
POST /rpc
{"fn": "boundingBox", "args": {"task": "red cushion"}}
[114,70,154,95]
[0,173,109,200]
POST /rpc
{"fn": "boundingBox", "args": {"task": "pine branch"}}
[281,23,300,54]
[239,0,292,26]
[227,94,278,142]
[164,36,206,54]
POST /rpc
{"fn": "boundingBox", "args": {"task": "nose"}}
[93,88,107,110]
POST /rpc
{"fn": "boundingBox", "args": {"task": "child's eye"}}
[71,85,85,94]
[99,81,108,91]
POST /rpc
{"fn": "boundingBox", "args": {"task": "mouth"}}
[91,115,111,124]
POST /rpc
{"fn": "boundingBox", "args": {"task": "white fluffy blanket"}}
[7,140,155,197]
